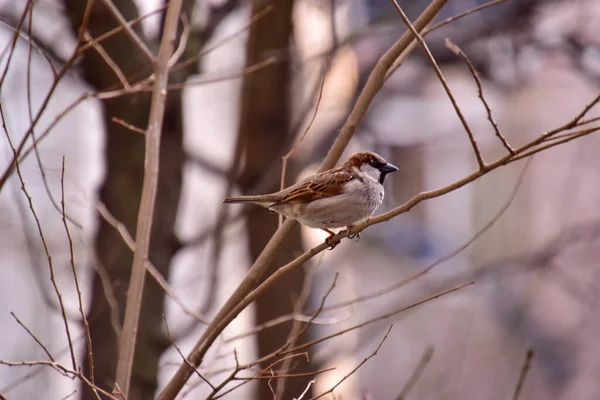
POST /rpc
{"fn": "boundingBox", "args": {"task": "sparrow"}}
[223,152,398,247]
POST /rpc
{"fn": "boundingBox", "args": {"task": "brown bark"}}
[236,0,312,398]
[61,1,183,398]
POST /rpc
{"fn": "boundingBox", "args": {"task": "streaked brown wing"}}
[274,168,355,205]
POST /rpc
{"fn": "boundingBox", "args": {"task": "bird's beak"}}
[381,163,399,174]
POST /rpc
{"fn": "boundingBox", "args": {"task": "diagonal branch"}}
[156,2,449,399]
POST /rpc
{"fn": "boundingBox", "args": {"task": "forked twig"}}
[390,0,486,170]
[98,0,154,62]
[445,39,515,154]
[0,104,77,371]
[310,325,393,399]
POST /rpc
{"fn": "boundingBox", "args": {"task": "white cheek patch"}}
[359,164,380,182]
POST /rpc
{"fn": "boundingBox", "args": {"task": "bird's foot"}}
[347,226,360,241]
[321,229,339,250]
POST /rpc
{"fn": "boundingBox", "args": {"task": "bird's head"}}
[344,151,399,184]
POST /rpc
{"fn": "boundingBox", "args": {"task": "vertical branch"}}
[113,0,183,397]
[0,104,77,370]
[60,157,95,386]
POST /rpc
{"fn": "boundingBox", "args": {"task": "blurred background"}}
[1,0,600,399]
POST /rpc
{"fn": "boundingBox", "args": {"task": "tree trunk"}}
[61,1,184,398]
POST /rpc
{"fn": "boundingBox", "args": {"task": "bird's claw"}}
[347,226,360,241]
[325,234,339,250]
[347,231,361,241]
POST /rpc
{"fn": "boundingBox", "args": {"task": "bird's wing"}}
[274,167,356,205]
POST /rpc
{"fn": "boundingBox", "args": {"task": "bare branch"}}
[445,38,515,154]
[391,0,485,170]
[320,0,449,171]
[83,31,131,90]
[96,202,209,324]
[0,103,77,371]
[10,312,55,362]
[512,349,535,400]
[281,282,473,358]
[111,117,146,135]
[98,0,154,62]
[310,325,394,399]
[295,379,315,400]
[60,157,96,388]
[113,0,184,396]
[396,346,434,400]
[422,0,509,35]
[162,315,215,390]
[0,360,114,400]
[172,5,273,73]
[78,5,167,54]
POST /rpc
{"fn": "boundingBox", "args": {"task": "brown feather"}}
[274,167,356,205]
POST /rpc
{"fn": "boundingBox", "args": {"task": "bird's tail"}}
[223,195,277,204]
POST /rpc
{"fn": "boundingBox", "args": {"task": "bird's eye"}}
[370,160,385,169]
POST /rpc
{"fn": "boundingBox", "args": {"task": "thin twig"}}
[168,15,190,68]
[60,157,96,387]
[274,268,319,397]
[0,104,77,371]
[162,315,215,390]
[295,379,315,400]
[422,0,508,35]
[96,201,209,324]
[275,272,336,397]
[391,0,485,170]
[10,312,55,362]
[60,390,78,400]
[310,325,394,399]
[0,0,96,192]
[111,117,146,135]
[319,0,449,171]
[445,39,515,154]
[99,0,154,62]
[172,5,274,73]
[280,57,328,190]
[167,57,276,90]
[113,0,184,397]
[512,349,535,400]
[279,57,328,226]
[281,282,473,359]
[24,0,83,232]
[395,346,434,400]
[0,360,113,400]
[83,31,131,89]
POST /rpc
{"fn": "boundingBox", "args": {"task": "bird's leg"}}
[321,229,339,250]
[346,225,360,241]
